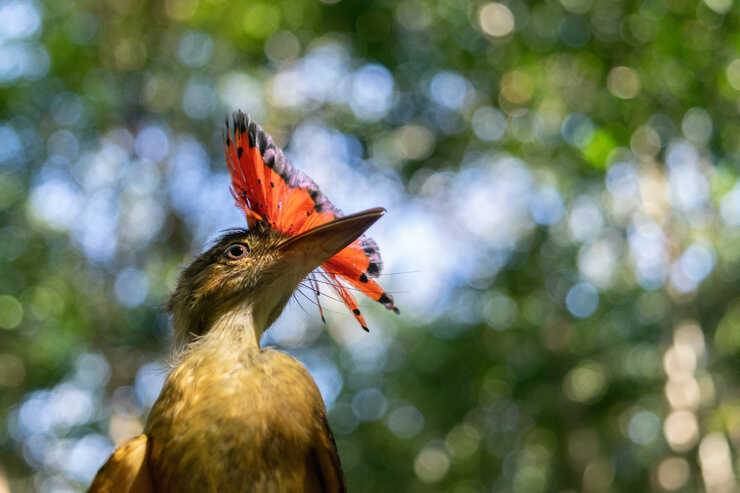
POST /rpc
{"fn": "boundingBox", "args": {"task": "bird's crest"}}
[224,111,399,331]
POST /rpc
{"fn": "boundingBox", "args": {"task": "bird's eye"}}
[225,243,250,260]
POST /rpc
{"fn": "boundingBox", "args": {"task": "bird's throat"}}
[206,303,264,351]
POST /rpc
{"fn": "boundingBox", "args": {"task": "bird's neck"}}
[179,302,267,357]
[210,304,264,350]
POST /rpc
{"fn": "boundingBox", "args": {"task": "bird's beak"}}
[277,207,385,274]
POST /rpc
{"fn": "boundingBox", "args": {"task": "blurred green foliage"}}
[1,0,739,492]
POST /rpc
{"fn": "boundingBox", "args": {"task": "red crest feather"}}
[224,111,399,331]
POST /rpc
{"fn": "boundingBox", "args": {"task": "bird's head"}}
[168,208,385,345]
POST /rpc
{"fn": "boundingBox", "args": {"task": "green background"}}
[0,0,739,491]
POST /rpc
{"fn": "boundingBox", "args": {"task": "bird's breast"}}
[144,347,328,492]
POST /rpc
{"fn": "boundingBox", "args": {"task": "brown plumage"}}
[90,209,387,492]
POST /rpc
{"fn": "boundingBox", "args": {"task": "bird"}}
[89,112,399,492]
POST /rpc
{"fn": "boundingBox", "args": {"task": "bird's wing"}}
[311,415,346,493]
[88,434,154,493]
